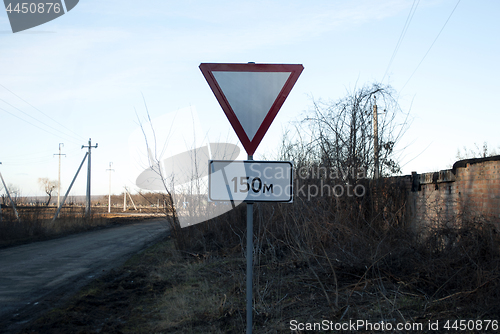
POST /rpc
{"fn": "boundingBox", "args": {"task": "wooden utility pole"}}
[82,138,98,218]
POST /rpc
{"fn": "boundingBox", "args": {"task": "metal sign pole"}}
[200,62,302,334]
[246,154,253,334]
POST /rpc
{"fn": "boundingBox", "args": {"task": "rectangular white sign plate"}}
[209,160,293,202]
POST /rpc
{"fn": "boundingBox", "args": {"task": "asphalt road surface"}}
[0,218,169,333]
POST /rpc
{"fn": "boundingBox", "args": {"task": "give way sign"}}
[199,63,304,156]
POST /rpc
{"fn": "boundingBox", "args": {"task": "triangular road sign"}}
[200,63,303,156]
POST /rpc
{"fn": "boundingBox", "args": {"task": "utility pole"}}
[106,162,114,213]
[82,138,98,218]
[123,188,127,211]
[373,96,379,179]
[123,187,137,211]
[54,143,65,209]
[52,152,88,222]
[0,162,20,221]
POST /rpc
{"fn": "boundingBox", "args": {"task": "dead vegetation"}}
[0,205,162,248]
[0,206,104,247]
[17,83,500,332]
[19,202,500,333]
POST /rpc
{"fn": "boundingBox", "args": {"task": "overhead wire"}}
[0,83,86,141]
[1,148,54,159]
[0,100,82,145]
[400,0,462,91]
[2,155,55,167]
[382,0,420,83]
[0,105,72,142]
[1,147,82,166]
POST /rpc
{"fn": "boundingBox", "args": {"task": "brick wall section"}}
[454,157,500,220]
[404,156,500,230]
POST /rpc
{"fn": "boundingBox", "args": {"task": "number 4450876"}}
[5,2,62,14]
[444,320,498,331]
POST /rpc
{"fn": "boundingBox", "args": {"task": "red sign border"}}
[199,63,304,156]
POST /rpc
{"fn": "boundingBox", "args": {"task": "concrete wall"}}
[405,156,500,230]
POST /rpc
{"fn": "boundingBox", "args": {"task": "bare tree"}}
[289,82,409,179]
[38,178,58,206]
[2,183,22,206]
[456,142,499,160]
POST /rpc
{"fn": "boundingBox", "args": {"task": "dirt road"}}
[0,218,169,333]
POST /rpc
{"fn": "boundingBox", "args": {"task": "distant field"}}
[1,204,165,217]
[0,205,166,248]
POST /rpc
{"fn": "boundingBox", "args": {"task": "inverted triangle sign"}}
[200,63,303,155]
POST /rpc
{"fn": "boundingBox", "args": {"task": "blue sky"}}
[0,0,499,197]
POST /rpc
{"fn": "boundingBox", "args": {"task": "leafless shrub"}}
[162,83,500,323]
[456,141,499,160]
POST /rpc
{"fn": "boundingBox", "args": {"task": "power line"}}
[1,147,82,166]
[401,0,462,91]
[382,0,420,83]
[0,102,81,144]
[0,83,85,141]
[1,148,53,159]
[0,105,69,141]
[2,156,54,167]
[0,98,82,144]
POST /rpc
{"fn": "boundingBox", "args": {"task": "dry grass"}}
[15,177,500,333]
[19,214,500,333]
[0,206,161,248]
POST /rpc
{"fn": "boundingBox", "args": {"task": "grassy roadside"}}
[18,225,500,334]
[0,211,162,249]
[19,236,245,333]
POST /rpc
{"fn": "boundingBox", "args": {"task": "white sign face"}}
[199,63,304,156]
[211,71,291,141]
[209,160,293,202]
